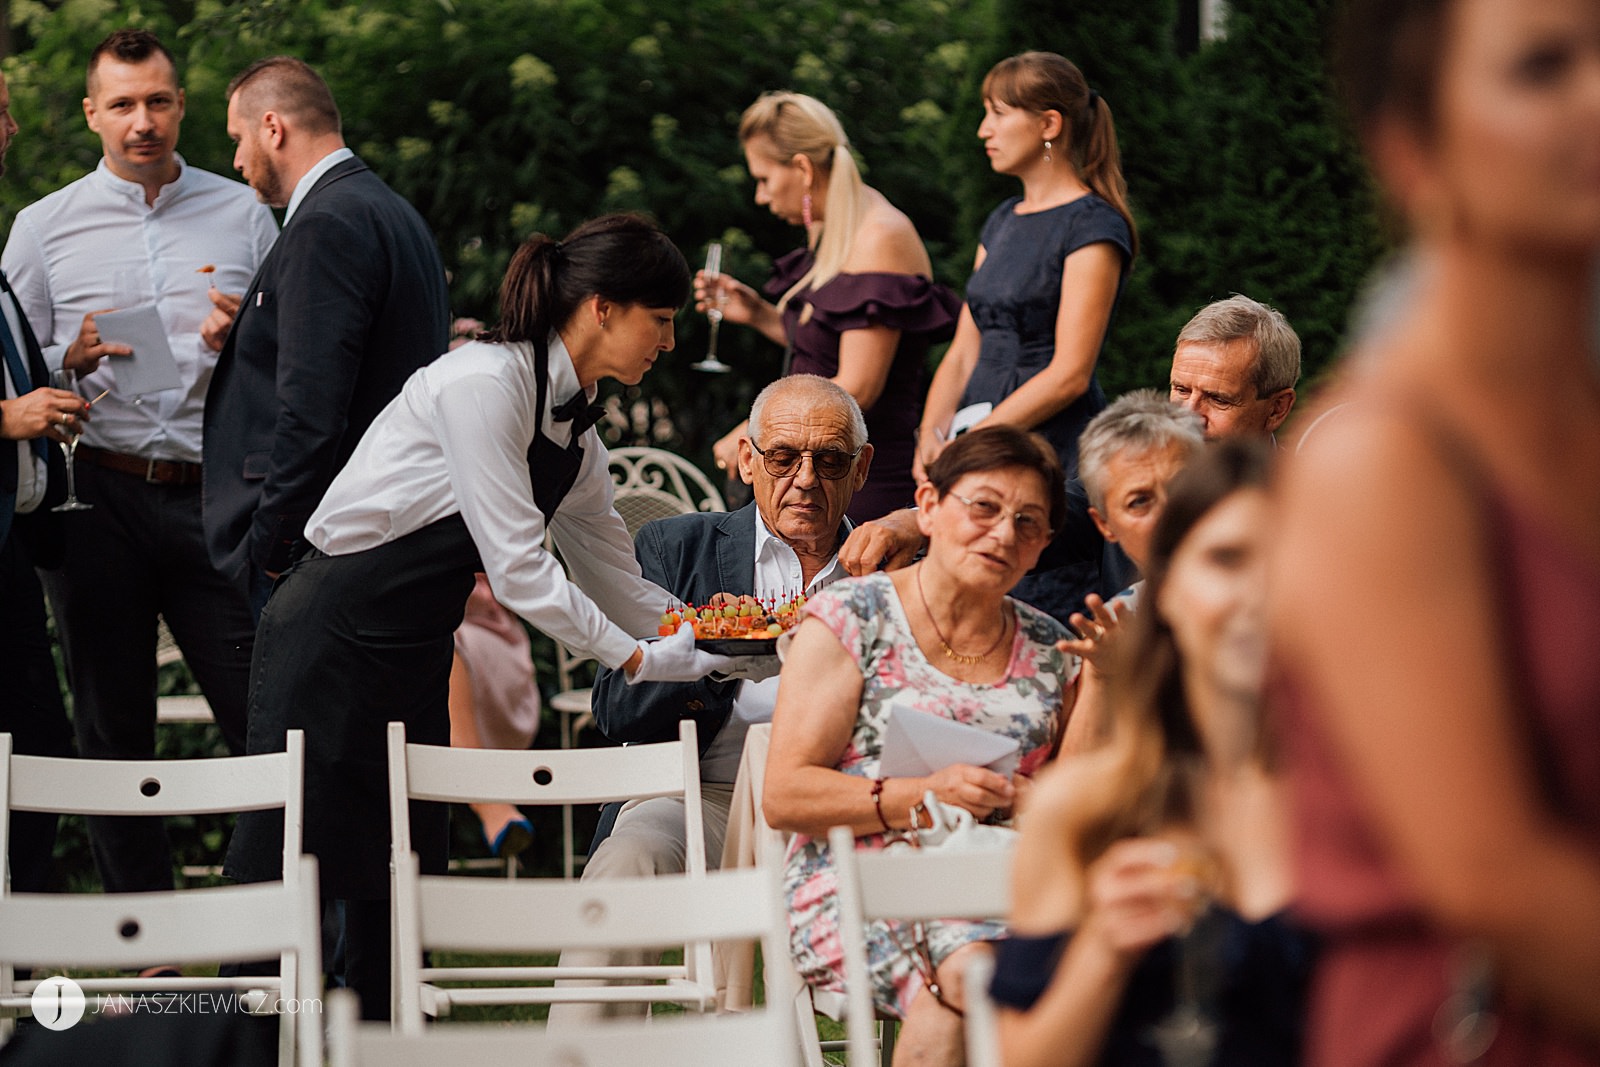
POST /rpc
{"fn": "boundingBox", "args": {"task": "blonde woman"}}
[701,91,958,523]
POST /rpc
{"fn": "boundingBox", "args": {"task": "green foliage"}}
[1,0,1381,456]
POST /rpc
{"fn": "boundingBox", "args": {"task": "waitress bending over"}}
[225,214,734,1020]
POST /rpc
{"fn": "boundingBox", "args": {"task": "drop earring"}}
[802,192,814,229]
[1043,139,1052,163]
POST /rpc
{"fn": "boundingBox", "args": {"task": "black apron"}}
[226,337,592,900]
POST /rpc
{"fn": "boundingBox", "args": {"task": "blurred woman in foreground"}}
[994,440,1315,1067]
[1271,0,1600,1061]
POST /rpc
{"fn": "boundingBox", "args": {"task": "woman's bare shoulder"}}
[846,194,932,275]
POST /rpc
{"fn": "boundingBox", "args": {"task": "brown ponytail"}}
[483,213,691,345]
[982,51,1139,259]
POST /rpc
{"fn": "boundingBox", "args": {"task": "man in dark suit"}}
[0,70,84,893]
[549,375,871,1024]
[203,55,449,619]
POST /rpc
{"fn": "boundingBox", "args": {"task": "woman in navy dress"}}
[700,91,958,524]
[919,52,1137,620]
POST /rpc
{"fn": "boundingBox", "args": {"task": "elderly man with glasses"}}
[547,373,870,1024]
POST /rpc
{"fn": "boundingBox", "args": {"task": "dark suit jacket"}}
[202,155,449,581]
[1,271,65,563]
[590,503,760,757]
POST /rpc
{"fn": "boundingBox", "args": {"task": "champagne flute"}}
[50,369,93,512]
[692,243,732,374]
[1146,844,1222,1067]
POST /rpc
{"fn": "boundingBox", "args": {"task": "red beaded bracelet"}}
[871,777,891,832]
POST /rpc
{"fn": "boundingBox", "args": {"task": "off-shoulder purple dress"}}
[764,249,959,523]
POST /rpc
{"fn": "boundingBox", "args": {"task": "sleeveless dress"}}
[960,194,1133,622]
[1278,419,1600,1066]
[989,908,1318,1066]
[764,249,959,523]
[782,572,1075,1018]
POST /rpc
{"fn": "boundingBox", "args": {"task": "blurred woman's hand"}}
[1078,839,1203,962]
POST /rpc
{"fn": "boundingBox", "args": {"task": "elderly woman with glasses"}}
[765,425,1079,1067]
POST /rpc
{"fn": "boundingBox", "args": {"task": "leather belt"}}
[76,444,203,487]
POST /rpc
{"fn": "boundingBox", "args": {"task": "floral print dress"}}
[783,571,1076,1019]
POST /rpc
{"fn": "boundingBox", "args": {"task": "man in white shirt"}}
[549,374,872,1023]
[0,68,86,896]
[0,30,276,895]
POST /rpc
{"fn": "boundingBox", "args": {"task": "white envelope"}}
[93,304,182,396]
[948,401,992,438]
[879,706,1020,779]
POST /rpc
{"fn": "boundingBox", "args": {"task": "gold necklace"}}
[913,564,1009,666]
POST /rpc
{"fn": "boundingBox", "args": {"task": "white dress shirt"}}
[2,294,44,514]
[305,335,664,670]
[284,147,355,223]
[0,157,277,462]
[698,518,849,783]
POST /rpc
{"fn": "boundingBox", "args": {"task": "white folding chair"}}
[387,718,713,1030]
[154,614,216,726]
[0,856,323,1067]
[827,825,1017,1066]
[387,853,798,1050]
[0,730,308,1043]
[545,446,725,876]
[961,950,1002,1067]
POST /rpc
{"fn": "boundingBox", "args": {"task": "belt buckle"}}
[144,458,164,484]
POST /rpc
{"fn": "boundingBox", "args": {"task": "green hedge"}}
[4,0,1383,462]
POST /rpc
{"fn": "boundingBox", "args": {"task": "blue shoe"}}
[488,817,534,859]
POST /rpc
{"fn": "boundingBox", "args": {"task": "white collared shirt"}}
[305,334,664,669]
[2,294,44,514]
[1,156,277,462]
[284,147,355,223]
[698,517,850,783]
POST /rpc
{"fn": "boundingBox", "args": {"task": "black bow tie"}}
[551,390,605,436]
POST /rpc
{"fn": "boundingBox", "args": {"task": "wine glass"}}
[50,369,93,512]
[691,243,732,374]
[1146,845,1222,1067]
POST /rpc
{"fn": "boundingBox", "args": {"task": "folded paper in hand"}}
[879,706,1020,779]
[93,305,182,397]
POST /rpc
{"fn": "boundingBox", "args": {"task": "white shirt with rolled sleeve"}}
[305,333,666,670]
[0,157,276,463]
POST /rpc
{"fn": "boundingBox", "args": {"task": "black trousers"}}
[0,527,74,893]
[227,516,479,1021]
[41,461,255,892]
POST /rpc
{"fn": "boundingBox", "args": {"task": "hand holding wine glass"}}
[691,243,732,373]
[49,368,93,512]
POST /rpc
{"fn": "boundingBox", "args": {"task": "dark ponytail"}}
[982,51,1138,259]
[482,213,691,345]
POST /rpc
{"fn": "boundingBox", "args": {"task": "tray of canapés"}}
[656,593,809,656]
